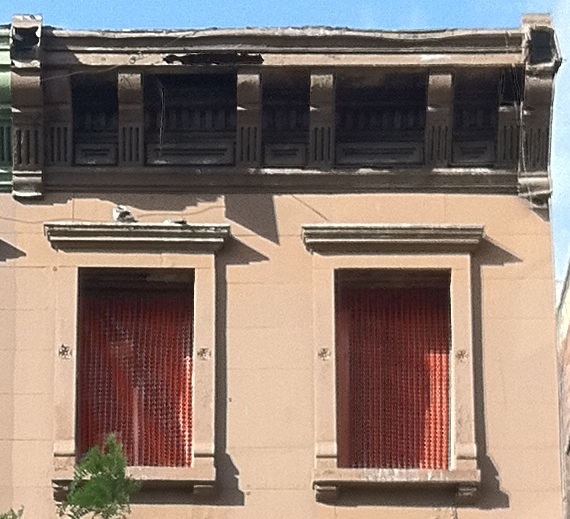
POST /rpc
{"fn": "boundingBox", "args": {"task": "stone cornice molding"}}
[42,27,525,55]
[44,222,231,252]
[302,224,485,253]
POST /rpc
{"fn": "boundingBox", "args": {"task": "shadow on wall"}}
[0,239,26,261]
[214,237,269,506]
[470,235,520,510]
[27,192,281,248]
[63,193,220,213]
[331,237,518,510]
[128,238,268,507]
[225,194,279,245]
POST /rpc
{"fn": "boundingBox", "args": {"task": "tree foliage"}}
[58,435,141,519]
[0,508,24,519]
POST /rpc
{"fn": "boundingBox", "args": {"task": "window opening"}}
[336,270,450,470]
[77,269,194,467]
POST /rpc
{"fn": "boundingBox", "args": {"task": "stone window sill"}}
[313,467,481,503]
[53,454,216,496]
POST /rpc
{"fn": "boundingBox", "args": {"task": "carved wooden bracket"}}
[521,71,553,174]
[518,14,558,205]
[309,73,335,168]
[236,71,261,166]
[425,72,453,168]
[44,69,72,167]
[118,72,144,166]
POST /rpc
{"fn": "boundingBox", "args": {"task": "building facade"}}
[0,13,564,518]
[558,265,570,519]
[0,25,10,192]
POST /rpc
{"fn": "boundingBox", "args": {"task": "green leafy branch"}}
[0,508,24,519]
[58,435,141,519]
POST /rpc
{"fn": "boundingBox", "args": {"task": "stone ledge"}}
[43,167,520,195]
[313,467,481,503]
[302,224,485,254]
[53,454,216,495]
[44,222,231,253]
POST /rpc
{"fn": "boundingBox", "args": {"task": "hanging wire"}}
[158,78,166,158]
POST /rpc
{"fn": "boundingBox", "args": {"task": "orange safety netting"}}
[77,288,193,467]
[338,284,449,470]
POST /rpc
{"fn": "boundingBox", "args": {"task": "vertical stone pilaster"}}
[450,260,478,476]
[44,70,72,167]
[118,72,144,166]
[425,72,453,168]
[496,105,519,169]
[309,73,335,168]
[236,71,261,167]
[11,15,44,198]
[0,27,11,192]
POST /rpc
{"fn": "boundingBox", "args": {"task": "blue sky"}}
[0,0,559,31]
[1,0,569,288]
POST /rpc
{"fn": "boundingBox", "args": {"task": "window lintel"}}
[302,224,485,254]
[44,222,231,253]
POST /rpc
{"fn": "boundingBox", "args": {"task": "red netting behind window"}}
[337,282,450,470]
[77,288,193,467]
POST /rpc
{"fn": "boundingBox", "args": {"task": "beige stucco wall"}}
[557,267,570,519]
[0,190,562,518]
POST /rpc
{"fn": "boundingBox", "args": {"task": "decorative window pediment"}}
[44,222,231,253]
[302,224,485,254]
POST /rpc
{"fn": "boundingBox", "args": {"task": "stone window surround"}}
[45,222,231,495]
[302,224,483,502]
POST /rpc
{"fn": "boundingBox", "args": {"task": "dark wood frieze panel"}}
[336,73,426,166]
[262,71,309,167]
[72,73,118,166]
[144,73,236,166]
[452,70,499,167]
